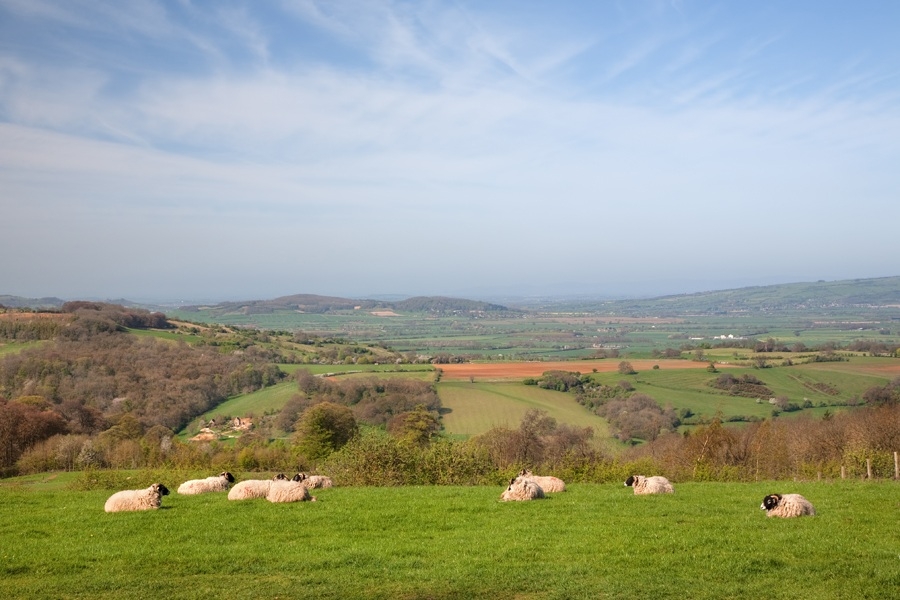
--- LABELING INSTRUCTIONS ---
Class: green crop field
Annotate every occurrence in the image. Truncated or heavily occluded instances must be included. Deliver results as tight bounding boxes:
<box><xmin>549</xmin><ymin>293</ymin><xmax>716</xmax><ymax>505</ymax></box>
<box><xmin>1</xmin><ymin>475</ymin><xmax>897</xmax><ymax>599</ymax></box>
<box><xmin>437</xmin><ymin>381</ymin><xmax>612</xmax><ymax>441</ymax></box>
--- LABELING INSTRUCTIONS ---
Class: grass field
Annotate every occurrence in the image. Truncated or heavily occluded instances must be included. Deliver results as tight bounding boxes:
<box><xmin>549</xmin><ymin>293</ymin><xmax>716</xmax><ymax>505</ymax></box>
<box><xmin>0</xmin><ymin>340</ymin><xmax>46</xmax><ymax>356</ymax></box>
<box><xmin>1</xmin><ymin>474</ymin><xmax>897</xmax><ymax>599</ymax></box>
<box><xmin>436</xmin><ymin>381</ymin><xmax>612</xmax><ymax>442</ymax></box>
<box><xmin>587</xmin><ymin>359</ymin><xmax>894</xmax><ymax>420</ymax></box>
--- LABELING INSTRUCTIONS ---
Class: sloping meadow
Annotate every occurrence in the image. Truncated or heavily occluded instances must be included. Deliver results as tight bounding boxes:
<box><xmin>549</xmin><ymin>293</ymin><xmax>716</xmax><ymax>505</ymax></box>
<box><xmin>1</xmin><ymin>477</ymin><xmax>897</xmax><ymax>599</ymax></box>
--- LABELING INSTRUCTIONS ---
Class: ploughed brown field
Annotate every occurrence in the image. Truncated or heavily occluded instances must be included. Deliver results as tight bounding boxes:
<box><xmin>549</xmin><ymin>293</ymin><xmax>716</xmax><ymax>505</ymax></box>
<box><xmin>437</xmin><ymin>359</ymin><xmax>717</xmax><ymax>380</ymax></box>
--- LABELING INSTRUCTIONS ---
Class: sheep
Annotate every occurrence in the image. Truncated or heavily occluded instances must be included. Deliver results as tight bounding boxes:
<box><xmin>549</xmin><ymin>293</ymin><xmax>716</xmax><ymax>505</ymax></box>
<box><xmin>266</xmin><ymin>479</ymin><xmax>317</xmax><ymax>503</ymax></box>
<box><xmin>177</xmin><ymin>471</ymin><xmax>235</xmax><ymax>495</ymax></box>
<box><xmin>518</xmin><ymin>469</ymin><xmax>566</xmax><ymax>493</ymax></box>
<box><xmin>624</xmin><ymin>475</ymin><xmax>674</xmax><ymax>495</ymax></box>
<box><xmin>288</xmin><ymin>472</ymin><xmax>334</xmax><ymax>489</ymax></box>
<box><xmin>227</xmin><ymin>473</ymin><xmax>288</xmax><ymax>501</ymax></box>
<box><xmin>500</xmin><ymin>477</ymin><xmax>545</xmax><ymax>501</ymax></box>
<box><xmin>760</xmin><ymin>493</ymin><xmax>816</xmax><ymax>518</ymax></box>
<box><xmin>104</xmin><ymin>483</ymin><xmax>170</xmax><ymax>513</ymax></box>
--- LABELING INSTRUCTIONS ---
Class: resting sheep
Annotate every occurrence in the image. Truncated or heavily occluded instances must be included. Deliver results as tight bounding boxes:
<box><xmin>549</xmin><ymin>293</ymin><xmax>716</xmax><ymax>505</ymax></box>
<box><xmin>227</xmin><ymin>474</ymin><xmax>288</xmax><ymax>501</ymax></box>
<box><xmin>500</xmin><ymin>477</ymin><xmax>545</xmax><ymax>501</ymax></box>
<box><xmin>177</xmin><ymin>471</ymin><xmax>235</xmax><ymax>495</ymax></box>
<box><xmin>624</xmin><ymin>475</ymin><xmax>674</xmax><ymax>495</ymax></box>
<box><xmin>518</xmin><ymin>469</ymin><xmax>566</xmax><ymax>493</ymax></box>
<box><xmin>104</xmin><ymin>483</ymin><xmax>169</xmax><ymax>513</ymax></box>
<box><xmin>293</xmin><ymin>472</ymin><xmax>333</xmax><ymax>489</ymax></box>
<box><xmin>267</xmin><ymin>479</ymin><xmax>317</xmax><ymax>503</ymax></box>
<box><xmin>761</xmin><ymin>493</ymin><xmax>816</xmax><ymax>518</ymax></box>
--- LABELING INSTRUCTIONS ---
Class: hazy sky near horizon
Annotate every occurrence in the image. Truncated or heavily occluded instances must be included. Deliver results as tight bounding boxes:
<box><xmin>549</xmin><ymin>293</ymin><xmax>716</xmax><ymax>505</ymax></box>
<box><xmin>1</xmin><ymin>1</ymin><xmax>898</xmax><ymax>302</ymax></box>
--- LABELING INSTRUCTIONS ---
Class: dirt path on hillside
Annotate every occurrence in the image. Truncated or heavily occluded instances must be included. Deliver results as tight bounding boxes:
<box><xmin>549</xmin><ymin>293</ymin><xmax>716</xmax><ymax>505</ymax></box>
<box><xmin>437</xmin><ymin>359</ymin><xmax>718</xmax><ymax>380</ymax></box>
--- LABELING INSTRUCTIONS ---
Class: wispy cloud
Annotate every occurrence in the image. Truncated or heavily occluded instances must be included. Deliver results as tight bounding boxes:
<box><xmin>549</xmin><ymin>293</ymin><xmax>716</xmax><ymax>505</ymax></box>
<box><xmin>1</xmin><ymin>0</ymin><xmax>899</xmax><ymax>299</ymax></box>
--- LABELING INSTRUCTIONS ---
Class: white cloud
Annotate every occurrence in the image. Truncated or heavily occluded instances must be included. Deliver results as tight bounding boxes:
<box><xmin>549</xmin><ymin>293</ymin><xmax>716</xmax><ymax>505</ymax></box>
<box><xmin>1</xmin><ymin>0</ymin><xmax>899</xmax><ymax>300</ymax></box>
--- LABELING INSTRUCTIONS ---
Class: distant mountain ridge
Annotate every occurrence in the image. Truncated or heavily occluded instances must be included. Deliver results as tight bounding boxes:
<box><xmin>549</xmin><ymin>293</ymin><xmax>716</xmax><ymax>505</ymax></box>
<box><xmin>176</xmin><ymin>294</ymin><xmax>517</xmax><ymax>316</ymax></box>
<box><xmin>2</xmin><ymin>276</ymin><xmax>898</xmax><ymax>315</ymax></box>
<box><xmin>592</xmin><ymin>276</ymin><xmax>900</xmax><ymax>316</ymax></box>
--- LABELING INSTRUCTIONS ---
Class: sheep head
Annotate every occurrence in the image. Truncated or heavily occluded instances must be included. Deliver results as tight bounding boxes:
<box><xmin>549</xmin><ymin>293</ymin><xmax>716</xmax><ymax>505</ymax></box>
<box><xmin>761</xmin><ymin>494</ymin><xmax>782</xmax><ymax>511</ymax></box>
<box><xmin>153</xmin><ymin>483</ymin><xmax>170</xmax><ymax>496</ymax></box>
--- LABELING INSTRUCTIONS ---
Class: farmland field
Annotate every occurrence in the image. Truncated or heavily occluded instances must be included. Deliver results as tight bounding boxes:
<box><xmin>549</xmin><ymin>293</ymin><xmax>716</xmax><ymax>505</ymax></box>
<box><xmin>436</xmin><ymin>381</ymin><xmax>613</xmax><ymax>442</ymax></box>
<box><xmin>176</xmin><ymin>355</ymin><xmax>899</xmax><ymax>441</ymax></box>
<box><xmin>1</xmin><ymin>475</ymin><xmax>897</xmax><ymax>599</ymax></box>
<box><xmin>437</xmin><ymin>359</ymin><xmax>723</xmax><ymax>381</ymax></box>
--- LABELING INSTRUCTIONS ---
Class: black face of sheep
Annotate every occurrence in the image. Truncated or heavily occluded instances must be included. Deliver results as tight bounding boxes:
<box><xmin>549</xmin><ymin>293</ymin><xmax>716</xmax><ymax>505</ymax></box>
<box><xmin>221</xmin><ymin>472</ymin><xmax>235</xmax><ymax>483</ymax></box>
<box><xmin>274</xmin><ymin>473</ymin><xmax>287</xmax><ymax>480</ymax></box>
<box><xmin>624</xmin><ymin>476</ymin><xmax>636</xmax><ymax>487</ymax></box>
<box><xmin>292</xmin><ymin>473</ymin><xmax>307</xmax><ymax>482</ymax></box>
<box><xmin>761</xmin><ymin>494</ymin><xmax>782</xmax><ymax>511</ymax></box>
<box><xmin>156</xmin><ymin>483</ymin><xmax>170</xmax><ymax>496</ymax></box>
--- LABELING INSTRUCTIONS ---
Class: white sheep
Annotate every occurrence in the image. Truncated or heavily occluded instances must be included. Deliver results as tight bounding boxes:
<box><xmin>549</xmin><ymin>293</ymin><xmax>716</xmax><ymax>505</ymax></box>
<box><xmin>760</xmin><ymin>493</ymin><xmax>816</xmax><ymax>518</ymax></box>
<box><xmin>227</xmin><ymin>474</ymin><xmax>288</xmax><ymax>501</ymax></box>
<box><xmin>266</xmin><ymin>479</ymin><xmax>317</xmax><ymax>503</ymax></box>
<box><xmin>624</xmin><ymin>475</ymin><xmax>674</xmax><ymax>495</ymax></box>
<box><xmin>293</xmin><ymin>472</ymin><xmax>334</xmax><ymax>489</ymax></box>
<box><xmin>177</xmin><ymin>471</ymin><xmax>235</xmax><ymax>495</ymax></box>
<box><xmin>500</xmin><ymin>477</ymin><xmax>545</xmax><ymax>501</ymax></box>
<box><xmin>104</xmin><ymin>483</ymin><xmax>170</xmax><ymax>513</ymax></box>
<box><xmin>518</xmin><ymin>469</ymin><xmax>566</xmax><ymax>493</ymax></box>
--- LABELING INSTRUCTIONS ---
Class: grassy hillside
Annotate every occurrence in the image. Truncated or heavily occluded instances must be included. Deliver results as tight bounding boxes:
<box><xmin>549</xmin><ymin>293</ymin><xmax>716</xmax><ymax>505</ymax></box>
<box><xmin>1</xmin><ymin>478</ymin><xmax>897</xmax><ymax>599</ymax></box>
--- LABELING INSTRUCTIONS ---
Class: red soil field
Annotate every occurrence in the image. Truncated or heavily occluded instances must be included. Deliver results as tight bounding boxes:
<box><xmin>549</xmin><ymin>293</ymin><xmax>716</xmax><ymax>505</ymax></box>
<box><xmin>437</xmin><ymin>359</ymin><xmax>716</xmax><ymax>380</ymax></box>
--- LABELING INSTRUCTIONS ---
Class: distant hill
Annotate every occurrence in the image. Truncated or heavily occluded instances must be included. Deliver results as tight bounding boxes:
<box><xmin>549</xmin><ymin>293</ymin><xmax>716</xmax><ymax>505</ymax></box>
<box><xmin>173</xmin><ymin>294</ymin><xmax>517</xmax><ymax>316</ymax></box>
<box><xmin>0</xmin><ymin>295</ymin><xmax>66</xmax><ymax>309</ymax></box>
<box><xmin>393</xmin><ymin>296</ymin><xmax>511</xmax><ymax>313</ymax></box>
<box><xmin>3</xmin><ymin>276</ymin><xmax>898</xmax><ymax>316</ymax></box>
<box><xmin>575</xmin><ymin>276</ymin><xmax>900</xmax><ymax>316</ymax></box>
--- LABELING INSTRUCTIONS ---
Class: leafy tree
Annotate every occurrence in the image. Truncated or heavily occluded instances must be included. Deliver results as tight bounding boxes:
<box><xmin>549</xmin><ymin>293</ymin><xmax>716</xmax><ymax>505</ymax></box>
<box><xmin>517</xmin><ymin>409</ymin><xmax>556</xmax><ymax>464</ymax></box>
<box><xmin>293</xmin><ymin>402</ymin><xmax>359</xmax><ymax>460</ymax></box>
<box><xmin>862</xmin><ymin>377</ymin><xmax>900</xmax><ymax>407</ymax></box>
<box><xmin>618</xmin><ymin>361</ymin><xmax>636</xmax><ymax>375</ymax></box>
<box><xmin>387</xmin><ymin>404</ymin><xmax>440</xmax><ymax>446</ymax></box>
<box><xmin>0</xmin><ymin>399</ymin><xmax>67</xmax><ymax>472</ymax></box>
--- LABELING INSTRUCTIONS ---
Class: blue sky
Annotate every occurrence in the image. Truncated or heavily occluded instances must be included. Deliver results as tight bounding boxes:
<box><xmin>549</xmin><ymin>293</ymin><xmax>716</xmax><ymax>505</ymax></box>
<box><xmin>1</xmin><ymin>1</ymin><xmax>898</xmax><ymax>303</ymax></box>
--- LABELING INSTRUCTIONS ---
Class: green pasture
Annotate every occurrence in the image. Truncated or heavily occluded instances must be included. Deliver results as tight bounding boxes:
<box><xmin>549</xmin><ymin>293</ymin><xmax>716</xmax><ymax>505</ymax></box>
<box><xmin>586</xmin><ymin>359</ymin><xmax>893</xmax><ymax>421</ymax></box>
<box><xmin>1</xmin><ymin>477</ymin><xmax>897</xmax><ymax>599</ymax></box>
<box><xmin>180</xmin><ymin>365</ymin><xmax>438</xmax><ymax>437</ymax></box>
<box><xmin>126</xmin><ymin>327</ymin><xmax>203</xmax><ymax>344</ymax></box>
<box><xmin>0</xmin><ymin>340</ymin><xmax>46</xmax><ymax>356</ymax></box>
<box><xmin>436</xmin><ymin>381</ymin><xmax>612</xmax><ymax>442</ymax></box>
<box><xmin>292</xmin><ymin>363</ymin><xmax>435</xmax><ymax>377</ymax></box>
<box><xmin>192</xmin><ymin>381</ymin><xmax>299</xmax><ymax>424</ymax></box>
